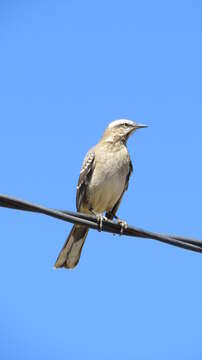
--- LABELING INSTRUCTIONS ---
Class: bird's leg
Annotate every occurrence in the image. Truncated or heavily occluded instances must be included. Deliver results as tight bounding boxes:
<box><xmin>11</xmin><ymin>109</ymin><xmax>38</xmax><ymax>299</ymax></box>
<box><xmin>113</xmin><ymin>214</ymin><xmax>128</xmax><ymax>235</ymax></box>
<box><xmin>106</xmin><ymin>212</ymin><xmax>128</xmax><ymax>235</ymax></box>
<box><xmin>89</xmin><ymin>208</ymin><xmax>107</xmax><ymax>232</ymax></box>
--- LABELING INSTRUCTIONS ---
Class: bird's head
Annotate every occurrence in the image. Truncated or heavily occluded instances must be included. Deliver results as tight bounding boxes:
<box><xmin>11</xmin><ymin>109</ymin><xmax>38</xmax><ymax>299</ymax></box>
<box><xmin>102</xmin><ymin>119</ymin><xmax>148</xmax><ymax>143</ymax></box>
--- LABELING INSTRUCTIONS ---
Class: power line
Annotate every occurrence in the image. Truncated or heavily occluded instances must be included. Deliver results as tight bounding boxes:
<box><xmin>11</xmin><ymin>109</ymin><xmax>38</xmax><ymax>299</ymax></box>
<box><xmin>0</xmin><ymin>194</ymin><xmax>202</xmax><ymax>253</ymax></box>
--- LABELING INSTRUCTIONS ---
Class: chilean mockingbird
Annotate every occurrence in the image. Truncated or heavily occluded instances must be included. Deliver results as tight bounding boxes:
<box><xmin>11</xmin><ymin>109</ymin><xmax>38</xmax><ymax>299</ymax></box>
<box><xmin>54</xmin><ymin>119</ymin><xmax>147</xmax><ymax>269</ymax></box>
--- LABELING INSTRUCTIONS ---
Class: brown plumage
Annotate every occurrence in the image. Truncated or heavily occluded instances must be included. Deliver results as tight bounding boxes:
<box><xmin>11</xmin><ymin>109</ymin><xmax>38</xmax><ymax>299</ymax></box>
<box><xmin>54</xmin><ymin>119</ymin><xmax>147</xmax><ymax>269</ymax></box>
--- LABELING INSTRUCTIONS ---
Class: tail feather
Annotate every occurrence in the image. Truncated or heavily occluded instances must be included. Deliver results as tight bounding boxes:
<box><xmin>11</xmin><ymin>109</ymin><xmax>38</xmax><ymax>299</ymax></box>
<box><xmin>54</xmin><ymin>225</ymin><xmax>89</xmax><ymax>269</ymax></box>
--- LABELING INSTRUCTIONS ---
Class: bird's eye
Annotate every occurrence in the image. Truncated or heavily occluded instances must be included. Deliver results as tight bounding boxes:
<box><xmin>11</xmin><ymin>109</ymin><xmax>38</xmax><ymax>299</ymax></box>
<box><xmin>123</xmin><ymin>123</ymin><xmax>128</xmax><ymax>128</ymax></box>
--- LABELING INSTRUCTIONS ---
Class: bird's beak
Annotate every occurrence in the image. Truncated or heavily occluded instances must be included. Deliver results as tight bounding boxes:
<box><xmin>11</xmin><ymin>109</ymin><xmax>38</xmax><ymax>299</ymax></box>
<box><xmin>135</xmin><ymin>123</ymin><xmax>148</xmax><ymax>129</ymax></box>
<box><xmin>128</xmin><ymin>123</ymin><xmax>148</xmax><ymax>135</ymax></box>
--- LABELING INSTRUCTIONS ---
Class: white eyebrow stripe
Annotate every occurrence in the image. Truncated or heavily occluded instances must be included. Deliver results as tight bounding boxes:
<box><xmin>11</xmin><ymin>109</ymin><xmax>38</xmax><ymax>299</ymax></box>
<box><xmin>108</xmin><ymin>119</ymin><xmax>134</xmax><ymax>128</ymax></box>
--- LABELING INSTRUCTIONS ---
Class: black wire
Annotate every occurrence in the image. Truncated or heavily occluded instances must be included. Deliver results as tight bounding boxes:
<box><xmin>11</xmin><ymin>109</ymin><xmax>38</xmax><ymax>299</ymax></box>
<box><xmin>0</xmin><ymin>194</ymin><xmax>202</xmax><ymax>253</ymax></box>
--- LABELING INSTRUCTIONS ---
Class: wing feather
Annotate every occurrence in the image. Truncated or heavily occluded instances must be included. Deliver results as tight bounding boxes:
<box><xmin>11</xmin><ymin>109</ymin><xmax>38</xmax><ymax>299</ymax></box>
<box><xmin>76</xmin><ymin>150</ymin><xmax>95</xmax><ymax>211</ymax></box>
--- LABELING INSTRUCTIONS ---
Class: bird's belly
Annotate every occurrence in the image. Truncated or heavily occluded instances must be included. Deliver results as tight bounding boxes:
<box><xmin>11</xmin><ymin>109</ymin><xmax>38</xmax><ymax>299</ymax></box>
<box><xmin>87</xmin><ymin>164</ymin><xmax>128</xmax><ymax>213</ymax></box>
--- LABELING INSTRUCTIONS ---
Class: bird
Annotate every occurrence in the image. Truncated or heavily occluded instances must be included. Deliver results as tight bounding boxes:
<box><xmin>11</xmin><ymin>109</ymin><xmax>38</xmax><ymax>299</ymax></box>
<box><xmin>54</xmin><ymin>119</ymin><xmax>148</xmax><ymax>269</ymax></box>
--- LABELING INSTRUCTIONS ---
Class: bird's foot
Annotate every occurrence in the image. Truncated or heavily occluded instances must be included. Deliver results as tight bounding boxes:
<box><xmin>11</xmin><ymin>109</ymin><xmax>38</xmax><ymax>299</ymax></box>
<box><xmin>114</xmin><ymin>216</ymin><xmax>128</xmax><ymax>235</ymax></box>
<box><xmin>118</xmin><ymin>219</ymin><xmax>128</xmax><ymax>234</ymax></box>
<box><xmin>90</xmin><ymin>209</ymin><xmax>107</xmax><ymax>232</ymax></box>
<box><xmin>96</xmin><ymin>214</ymin><xmax>108</xmax><ymax>232</ymax></box>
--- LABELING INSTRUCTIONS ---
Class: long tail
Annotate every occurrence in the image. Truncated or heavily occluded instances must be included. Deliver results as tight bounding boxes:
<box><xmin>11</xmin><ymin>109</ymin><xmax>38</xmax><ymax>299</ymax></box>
<box><xmin>54</xmin><ymin>225</ymin><xmax>89</xmax><ymax>269</ymax></box>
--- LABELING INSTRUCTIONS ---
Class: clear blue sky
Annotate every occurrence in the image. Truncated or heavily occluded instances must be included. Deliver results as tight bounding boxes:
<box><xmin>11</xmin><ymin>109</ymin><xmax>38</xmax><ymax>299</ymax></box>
<box><xmin>0</xmin><ymin>1</ymin><xmax>202</xmax><ymax>359</ymax></box>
